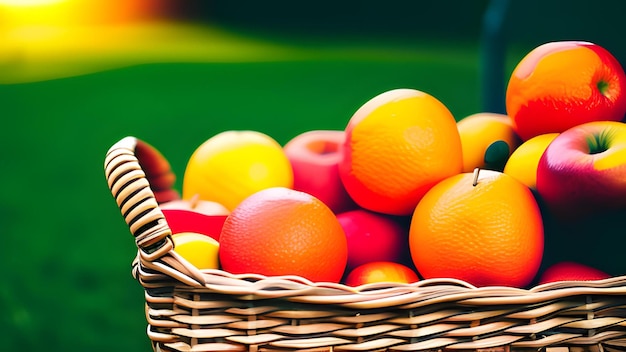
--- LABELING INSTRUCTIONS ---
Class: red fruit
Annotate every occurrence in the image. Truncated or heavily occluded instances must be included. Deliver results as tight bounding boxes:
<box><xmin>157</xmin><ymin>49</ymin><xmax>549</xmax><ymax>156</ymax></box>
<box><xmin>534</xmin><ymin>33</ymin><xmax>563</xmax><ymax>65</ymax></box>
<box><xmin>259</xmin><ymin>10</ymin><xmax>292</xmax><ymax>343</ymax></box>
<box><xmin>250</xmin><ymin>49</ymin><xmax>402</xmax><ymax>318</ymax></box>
<box><xmin>536</xmin><ymin>121</ymin><xmax>626</xmax><ymax>220</ymax></box>
<box><xmin>506</xmin><ymin>41</ymin><xmax>626</xmax><ymax>141</ymax></box>
<box><xmin>337</xmin><ymin>209</ymin><xmax>409</xmax><ymax>271</ymax></box>
<box><xmin>283</xmin><ymin>130</ymin><xmax>357</xmax><ymax>213</ymax></box>
<box><xmin>161</xmin><ymin>198</ymin><xmax>230</xmax><ymax>240</ymax></box>
<box><xmin>539</xmin><ymin>262</ymin><xmax>611</xmax><ymax>284</ymax></box>
<box><xmin>345</xmin><ymin>261</ymin><xmax>419</xmax><ymax>286</ymax></box>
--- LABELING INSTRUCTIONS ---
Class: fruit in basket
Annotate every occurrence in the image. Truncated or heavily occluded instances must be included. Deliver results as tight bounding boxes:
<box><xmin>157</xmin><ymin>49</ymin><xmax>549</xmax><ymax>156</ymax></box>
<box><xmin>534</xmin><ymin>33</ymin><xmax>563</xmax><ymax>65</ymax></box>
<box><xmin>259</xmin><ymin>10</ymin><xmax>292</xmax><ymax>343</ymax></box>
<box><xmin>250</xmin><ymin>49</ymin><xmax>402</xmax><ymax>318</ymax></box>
<box><xmin>161</xmin><ymin>196</ymin><xmax>230</xmax><ymax>240</ymax></box>
<box><xmin>536</xmin><ymin>121</ymin><xmax>626</xmax><ymax>219</ymax></box>
<box><xmin>218</xmin><ymin>187</ymin><xmax>348</xmax><ymax>282</ymax></box>
<box><xmin>337</xmin><ymin>209</ymin><xmax>409</xmax><ymax>271</ymax></box>
<box><xmin>172</xmin><ymin>232</ymin><xmax>220</xmax><ymax>270</ymax></box>
<box><xmin>339</xmin><ymin>88</ymin><xmax>463</xmax><ymax>216</ymax></box>
<box><xmin>182</xmin><ymin>130</ymin><xmax>293</xmax><ymax>211</ymax></box>
<box><xmin>283</xmin><ymin>129</ymin><xmax>357</xmax><ymax>214</ymax></box>
<box><xmin>344</xmin><ymin>261</ymin><xmax>419</xmax><ymax>286</ymax></box>
<box><xmin>506</xmin><ymin>41</ymin><xmax>626</xmax><ymax>141</ymax></box>
<box><xmin>409</xmin><ymin>169</ymin><xmax>544</xmax><ymax>288</ymax></box>
<box><xmin>457</xmin><ymin>112</ymin><xmax>521</xmax><ymax>172</ymax></box>
<box><xmin>538</xmin><ymin>262</ymin><xmax>611</xmax><ymax>284</ymax></box>
<box><xmin>503</xmin><ymin>133</ymin><xmax>558</xmax><ymax>190</ymax></box>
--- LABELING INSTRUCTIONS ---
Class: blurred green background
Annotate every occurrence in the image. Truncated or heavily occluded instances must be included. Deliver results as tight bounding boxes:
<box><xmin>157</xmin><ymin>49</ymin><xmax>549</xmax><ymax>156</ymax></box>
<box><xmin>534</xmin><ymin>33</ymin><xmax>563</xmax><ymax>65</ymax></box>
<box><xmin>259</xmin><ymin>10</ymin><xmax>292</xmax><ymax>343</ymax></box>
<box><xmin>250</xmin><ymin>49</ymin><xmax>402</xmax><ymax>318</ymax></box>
<box><xmin>1</xmin><ymin>0</ymin><xmax>626</xmax><ymax>351</ymax></box>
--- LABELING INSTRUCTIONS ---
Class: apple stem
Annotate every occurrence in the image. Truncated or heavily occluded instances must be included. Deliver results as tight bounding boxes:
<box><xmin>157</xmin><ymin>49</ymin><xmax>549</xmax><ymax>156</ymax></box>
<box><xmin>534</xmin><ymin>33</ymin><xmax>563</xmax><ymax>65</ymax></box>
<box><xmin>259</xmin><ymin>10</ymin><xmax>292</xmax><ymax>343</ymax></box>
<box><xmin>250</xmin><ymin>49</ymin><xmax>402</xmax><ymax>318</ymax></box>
<box><xmin>190</xmin><ymin>193</ymin><xmax>200</xmax><ymax>209</ymax></box>
<box><xmin>473</xmin><ymin>168</ymin><xmax>480</xmax><ymax>187</ymax></box>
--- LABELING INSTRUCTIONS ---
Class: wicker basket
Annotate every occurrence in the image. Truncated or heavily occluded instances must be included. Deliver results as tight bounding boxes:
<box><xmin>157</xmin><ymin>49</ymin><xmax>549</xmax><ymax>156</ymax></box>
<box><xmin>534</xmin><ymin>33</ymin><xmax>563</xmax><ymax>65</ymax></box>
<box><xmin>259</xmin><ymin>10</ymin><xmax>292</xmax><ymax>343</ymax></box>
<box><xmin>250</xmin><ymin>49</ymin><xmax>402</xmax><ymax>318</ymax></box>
<box><xmin>104</xmin><ymin>136</ymin><xmax>626</xmax><ymax>352</ymax></box>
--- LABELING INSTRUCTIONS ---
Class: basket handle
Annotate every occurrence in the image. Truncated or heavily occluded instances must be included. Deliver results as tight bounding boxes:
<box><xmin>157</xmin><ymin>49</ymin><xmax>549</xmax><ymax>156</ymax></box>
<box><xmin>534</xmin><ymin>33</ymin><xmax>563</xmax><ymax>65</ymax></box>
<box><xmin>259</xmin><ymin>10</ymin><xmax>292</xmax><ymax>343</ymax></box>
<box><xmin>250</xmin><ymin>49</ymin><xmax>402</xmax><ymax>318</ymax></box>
<box><xmin>104</xmin><ymin>136</ymin><xmax>180</xmax><ymax>261</ymax></box>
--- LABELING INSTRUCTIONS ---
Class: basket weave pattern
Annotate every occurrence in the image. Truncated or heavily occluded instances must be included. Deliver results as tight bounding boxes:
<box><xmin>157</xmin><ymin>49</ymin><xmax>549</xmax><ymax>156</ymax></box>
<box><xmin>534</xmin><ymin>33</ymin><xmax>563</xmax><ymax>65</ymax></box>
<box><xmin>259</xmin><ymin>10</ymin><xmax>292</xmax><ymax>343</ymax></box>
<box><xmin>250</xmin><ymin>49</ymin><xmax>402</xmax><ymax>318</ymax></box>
<box><xmin>105</xmin><ymin>136</ymin><xmax>626</xmax><ymax>352</ymax></box>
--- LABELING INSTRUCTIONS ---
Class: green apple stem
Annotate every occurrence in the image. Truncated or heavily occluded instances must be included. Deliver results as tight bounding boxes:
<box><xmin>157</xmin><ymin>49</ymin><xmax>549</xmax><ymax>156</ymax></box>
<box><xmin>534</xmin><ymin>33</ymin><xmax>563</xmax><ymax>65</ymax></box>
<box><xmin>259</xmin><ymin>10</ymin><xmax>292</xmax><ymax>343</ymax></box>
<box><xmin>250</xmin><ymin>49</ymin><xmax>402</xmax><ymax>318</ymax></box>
<box><xmin>586</xmin><ymin>129</ymin><xmax>613</xmax><ymax>155</ymax></box>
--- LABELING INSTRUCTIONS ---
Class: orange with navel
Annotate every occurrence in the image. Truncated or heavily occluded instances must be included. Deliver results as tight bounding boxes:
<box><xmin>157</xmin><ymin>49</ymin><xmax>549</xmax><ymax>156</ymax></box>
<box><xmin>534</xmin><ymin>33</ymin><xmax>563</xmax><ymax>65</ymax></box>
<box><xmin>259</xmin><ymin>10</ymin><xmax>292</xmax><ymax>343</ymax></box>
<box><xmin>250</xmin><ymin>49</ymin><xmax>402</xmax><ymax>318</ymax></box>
<box><xmin>218</xmin><ymin>187</ymin><xmax>348</xmax><ymax>283</ymax></box>
<box><xmin>339</xmin><ymin>88</ymin><xmax>463</xmax><ymax>216</ymax></box>
<box><xmin>409</xmin><ymin>169</ymin><xmax>544</xmax><ymax>288</ymax></box>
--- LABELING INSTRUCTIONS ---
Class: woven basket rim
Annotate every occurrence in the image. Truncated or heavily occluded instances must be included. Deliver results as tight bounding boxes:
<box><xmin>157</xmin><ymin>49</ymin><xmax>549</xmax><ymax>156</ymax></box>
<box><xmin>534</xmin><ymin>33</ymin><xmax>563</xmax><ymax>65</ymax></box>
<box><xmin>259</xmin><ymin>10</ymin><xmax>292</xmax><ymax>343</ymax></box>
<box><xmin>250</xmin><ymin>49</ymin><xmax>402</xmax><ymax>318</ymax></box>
<box><xmin>141</xmin><ymin>253</ymin><xmax>626</xmax><ymax>304</ymax></box>
<box><xmin>107</xmin><ymin>135</ymin><xmax>626</xmax><ymax>300</ymax></box>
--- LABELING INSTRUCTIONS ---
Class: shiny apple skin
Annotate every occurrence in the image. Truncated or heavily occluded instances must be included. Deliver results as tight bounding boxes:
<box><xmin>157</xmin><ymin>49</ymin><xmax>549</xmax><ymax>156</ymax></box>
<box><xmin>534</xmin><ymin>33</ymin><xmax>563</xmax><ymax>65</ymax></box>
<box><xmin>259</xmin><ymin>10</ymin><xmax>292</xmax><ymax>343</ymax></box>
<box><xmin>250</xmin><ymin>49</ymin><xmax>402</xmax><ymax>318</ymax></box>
<box><xmin>507</xmin><ymin>41</ymin><xmax>626</xmax><ymax>141</ymax></box>
<box><xmin>536</xmin><ymin>121</ymin><xmax>626</xmax><ymax>219</ymax></box>
<box><xmin>284</xmin><ymin>130</ymin><xmax>357</xmax><ymax>214</ymax></box>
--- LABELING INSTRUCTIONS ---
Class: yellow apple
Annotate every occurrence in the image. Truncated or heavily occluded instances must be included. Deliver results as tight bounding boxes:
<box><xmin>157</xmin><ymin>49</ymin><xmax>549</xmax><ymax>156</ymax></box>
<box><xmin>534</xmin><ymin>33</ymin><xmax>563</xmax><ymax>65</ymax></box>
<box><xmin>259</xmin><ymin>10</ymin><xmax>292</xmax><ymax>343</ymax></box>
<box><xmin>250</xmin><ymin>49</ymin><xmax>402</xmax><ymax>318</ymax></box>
<box><xmin>171</xmin><ymin>232</ymin><xmax>220</xmax><ymax>270</ymax></box>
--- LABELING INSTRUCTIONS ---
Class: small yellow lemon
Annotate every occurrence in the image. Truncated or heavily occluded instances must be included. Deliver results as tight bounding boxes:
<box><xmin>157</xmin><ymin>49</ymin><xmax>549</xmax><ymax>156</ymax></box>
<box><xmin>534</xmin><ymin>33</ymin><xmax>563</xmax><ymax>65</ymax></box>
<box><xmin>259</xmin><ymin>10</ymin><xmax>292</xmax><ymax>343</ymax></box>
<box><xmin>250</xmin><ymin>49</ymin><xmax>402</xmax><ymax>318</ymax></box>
<box><xmin>457</xmin><ymin>112</ymin><xmax>521</xmax><ymax>172</ymax></box>
<box><xmin>172</xmin><ymin>232</ymin><xmax>220</xmax><ymax>270</ymax></box>
<box><xmin>503</xmin><ymin>133</ymin><xmax>559</xmax><ymax>189</ymax></box>
<box><xmin>182</xmin><ymin>130</ymin><xmax>293</xmax><ymax>211</ymax></box>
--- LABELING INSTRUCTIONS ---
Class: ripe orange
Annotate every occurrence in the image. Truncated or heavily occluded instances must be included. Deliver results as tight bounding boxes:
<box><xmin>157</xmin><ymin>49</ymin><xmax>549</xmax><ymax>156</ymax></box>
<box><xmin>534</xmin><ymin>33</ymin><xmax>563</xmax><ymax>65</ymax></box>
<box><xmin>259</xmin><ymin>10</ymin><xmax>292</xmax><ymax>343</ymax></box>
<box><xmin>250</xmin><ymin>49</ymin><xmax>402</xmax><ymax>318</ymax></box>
<box><xmin>344</xmin><ymin>261</ymin><xmax>419</xmax><ymax>287</ymax></box>
<box><xmin>538</xmin><ymin>262</ymin><xmax>610</xmax><ymax>284</ymax></box>
<box><xmin>409</xmin><ymin>169</ymin><xmax>544</xmax><ymax>288</ymax></box>
<box><xmin>218</xmin><ymin>187</ymin><xmax>348</xmax><ymax>283</ymax></box>
<box><xmin>182</xmin><ymin>130</ymin><xmax>293</xmax><ymax>211</ymax></box>
<box><xmin>339</xmin><ymin>88</ymin><xmax>463</xmax><ymax>216</ymax></box>
<box><xmin>506</xmin><ymin>41</ymin><xmax>626</xmax><ymax>141</ymax></box>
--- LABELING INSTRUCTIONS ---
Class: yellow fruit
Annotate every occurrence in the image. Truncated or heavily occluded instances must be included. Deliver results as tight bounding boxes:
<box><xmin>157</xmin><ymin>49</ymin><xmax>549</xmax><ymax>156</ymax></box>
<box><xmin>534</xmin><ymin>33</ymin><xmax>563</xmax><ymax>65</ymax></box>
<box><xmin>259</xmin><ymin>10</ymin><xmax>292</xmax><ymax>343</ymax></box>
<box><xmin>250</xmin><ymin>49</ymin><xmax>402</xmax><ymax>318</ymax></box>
<box><xmin>172</xmin><ymin>232</ymin><xmax>220</xmax><ymax>270</ymax></box>
<box><xmin>457</xmin><ymin>112</ymin><xmax>521</xmax><ymax>172</ymax></box>
<box><xmin>182</xmin><ymin>130</ymin><xmax>294</xmax><ymax>211</ymax></box>
<box><xmin>503</xmin><ymin>133</ymin><xmax>559</xmax><ymax>189</ymax></box>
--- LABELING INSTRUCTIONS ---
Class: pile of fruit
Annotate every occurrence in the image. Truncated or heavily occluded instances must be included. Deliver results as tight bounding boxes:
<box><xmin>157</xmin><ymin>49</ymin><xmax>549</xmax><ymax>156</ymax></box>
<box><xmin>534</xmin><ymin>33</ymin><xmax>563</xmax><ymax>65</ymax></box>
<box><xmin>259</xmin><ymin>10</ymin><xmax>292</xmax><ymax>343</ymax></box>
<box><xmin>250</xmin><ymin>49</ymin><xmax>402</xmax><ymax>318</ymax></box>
<box><xmin>160</xmin><ymin>40</ymin><xmax>626</xmax><ymax>289</ymax></box>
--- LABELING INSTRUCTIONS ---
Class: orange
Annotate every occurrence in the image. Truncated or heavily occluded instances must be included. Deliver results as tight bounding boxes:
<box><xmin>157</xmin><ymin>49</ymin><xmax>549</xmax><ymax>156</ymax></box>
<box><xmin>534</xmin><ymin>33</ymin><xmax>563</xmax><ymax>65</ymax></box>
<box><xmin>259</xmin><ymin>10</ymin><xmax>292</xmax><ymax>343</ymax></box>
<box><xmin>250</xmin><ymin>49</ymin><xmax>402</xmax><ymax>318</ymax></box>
<box><xmin>339</xmin><ymin>88</ymin><xmax>463</xmax><ymax>216</ymax></box>
<box><xmin>182</xmin><ymin>130</ymin><xmax>293</xmax><ymax>211</ymax></box>
<box><xmin>344</xmin><ymin>261</ymin><xmax>419</xmax><ymax>287</ymax></box>
<box><xmin>409</xmin><ymin>169</ymin><xmax>544</xmax><ymax>288</ymax></box>
<box><xmin>503</xmin><ymin>133</ymin><xmax>559</xmax><ymax>190</ymax></box>
<box><xmin>218</xmin><ymin>187</ymin><xmax>348</xmax><ymax>283</ymax></box>
<box><xmin>538</xmin><ymin>262</ymin><xmax>610</xmax><ymax>284</ymax></box>
<box><xmin>506</xmin><ymin>41</ymin><xmax>626</xmax><ymax>141</ymax></box>
<box><xmin>456</xmin><ymin>112</ymin><xmax>521</xmax><ymax>172</ymax></box>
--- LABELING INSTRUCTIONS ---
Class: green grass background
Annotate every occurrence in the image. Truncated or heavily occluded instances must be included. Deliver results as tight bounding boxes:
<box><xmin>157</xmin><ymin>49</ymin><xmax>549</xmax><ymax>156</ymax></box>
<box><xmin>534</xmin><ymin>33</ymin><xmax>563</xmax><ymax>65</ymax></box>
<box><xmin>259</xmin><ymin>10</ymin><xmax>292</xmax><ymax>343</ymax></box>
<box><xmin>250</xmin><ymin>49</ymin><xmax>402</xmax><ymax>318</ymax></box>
<box><xmin>0</xmin><ymin>33</ymin><xmax>501</xmax><ymax>351</ymax></box>
<box><xmin>1</xmin><ymin>12</ymin><xmax>624</xmax><ymax>350</ymax></box>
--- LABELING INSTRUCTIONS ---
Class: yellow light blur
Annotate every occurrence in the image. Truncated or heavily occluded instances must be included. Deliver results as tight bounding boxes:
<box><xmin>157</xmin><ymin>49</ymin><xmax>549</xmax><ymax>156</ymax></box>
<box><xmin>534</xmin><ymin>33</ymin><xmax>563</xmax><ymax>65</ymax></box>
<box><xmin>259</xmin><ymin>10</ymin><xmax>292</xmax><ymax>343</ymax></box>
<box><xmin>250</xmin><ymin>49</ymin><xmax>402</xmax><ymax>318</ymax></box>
<box><xmin>0</xmin><ymin>1</ymin><xmax>78</xmax><ymax>27</ymax></box>
<box><xmin>0</xmin><ymin>0</ymin><xmax>66</xmax><ymax>6</ymax></box>
<box><xmin>0</xmin><ymin>0</ymin><xmax>306</xmax><ymax>84</ymax></box>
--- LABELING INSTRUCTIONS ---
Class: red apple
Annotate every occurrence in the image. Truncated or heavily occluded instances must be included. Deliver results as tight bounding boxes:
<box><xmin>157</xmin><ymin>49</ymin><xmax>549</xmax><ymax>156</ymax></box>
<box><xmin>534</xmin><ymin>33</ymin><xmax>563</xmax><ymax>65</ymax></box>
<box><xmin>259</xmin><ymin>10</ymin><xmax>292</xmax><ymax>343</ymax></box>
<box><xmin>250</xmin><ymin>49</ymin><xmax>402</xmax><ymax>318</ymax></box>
<box><xmin>506</xmin><ymin>41</ymin><xmax>626</xmax><ymax>141</ymax></box>
<box><xmin>337</xmin><ymin>209</ymin><xmax>409</xmax><ymax>271</ymax></box>
<box><xmin>345</xmin><ymin>261</ymin><xmax>419</xmax><ymax>287</ymax></box>
<box><xmin>538</xmin><ymin>262</ymin><xmax>610</xmax><ymax>284</ymax></box>
<box><xmin>283</xmin><ymin>130</ymin><xmax>357</xmax><ymax>213</ymax></box>
<box><xmin>536</xmin><ymin>121</ymin><xmax>626</xmax><ymax>219</ymax></box>
<box><xmin>161</xmin><ymin>197</ymin><xmax>230</xmax><ymax>241</ymax></box>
